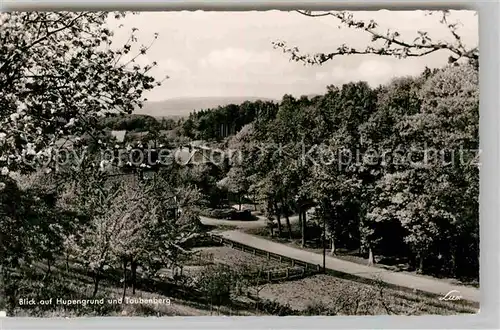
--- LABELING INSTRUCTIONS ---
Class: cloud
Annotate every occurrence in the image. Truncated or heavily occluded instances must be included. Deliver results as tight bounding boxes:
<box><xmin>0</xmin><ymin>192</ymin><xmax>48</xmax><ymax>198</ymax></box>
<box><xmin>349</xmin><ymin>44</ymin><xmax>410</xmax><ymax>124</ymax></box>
<box><xmin>110</xmin><ymin>11</ymin><xmax>478</xmax><ymax>101</ymax></box>
<box><xmin>315</xmin><ymin>56</ymin><xmax>434</xmax><ymax>87</ymax></box>
<box><xmin>158</xmin><ymin>58</ymin><xmax>190</xmax><ymax>75</ymax></box>
<box><xmin>199</xmin><ymin>48</ymin><xmax>273</xmax><ymax>70</ymax></box>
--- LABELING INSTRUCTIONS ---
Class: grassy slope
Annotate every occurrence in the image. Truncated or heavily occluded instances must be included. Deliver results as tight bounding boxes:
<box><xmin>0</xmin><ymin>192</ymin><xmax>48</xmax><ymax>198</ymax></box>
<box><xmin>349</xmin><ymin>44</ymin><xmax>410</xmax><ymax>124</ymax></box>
<box><xmin>12</xmin><ymin>239</ymin><xmax>477</xmax><ymax>317</ymax></box>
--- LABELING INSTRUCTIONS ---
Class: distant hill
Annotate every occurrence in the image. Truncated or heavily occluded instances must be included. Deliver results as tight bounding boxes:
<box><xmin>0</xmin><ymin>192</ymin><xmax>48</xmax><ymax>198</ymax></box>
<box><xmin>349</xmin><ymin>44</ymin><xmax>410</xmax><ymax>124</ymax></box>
<box><xmin>134</xmin><ymin>96</ymin><xmax>278</xmax><ymax>118</ymax></box>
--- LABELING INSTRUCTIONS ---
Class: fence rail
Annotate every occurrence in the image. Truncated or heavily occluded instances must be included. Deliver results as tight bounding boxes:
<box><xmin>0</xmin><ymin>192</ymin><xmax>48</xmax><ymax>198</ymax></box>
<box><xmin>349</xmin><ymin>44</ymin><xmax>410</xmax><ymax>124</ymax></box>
<box><xmin>209</xmin><ymin>233</ymin><xmax>323</xmax><ymax>279</ymax></box>
<box><xmin>248</xmin><ymin>266</ymin><xmax>313</xmax><ymax>283</ymax></box>
<box><xmin>209</xmin><ymin>233</ymin><xmax>480</xmax><ymax>308</ymax></box>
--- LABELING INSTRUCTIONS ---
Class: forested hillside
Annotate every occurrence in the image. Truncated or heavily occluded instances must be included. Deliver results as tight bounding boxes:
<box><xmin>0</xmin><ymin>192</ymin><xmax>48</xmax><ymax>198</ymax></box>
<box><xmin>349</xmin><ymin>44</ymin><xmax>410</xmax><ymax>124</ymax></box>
<box><xmin>184</xmin><ymin>64</ymin><xmax>479</xmax><ymax>280</ymax></box>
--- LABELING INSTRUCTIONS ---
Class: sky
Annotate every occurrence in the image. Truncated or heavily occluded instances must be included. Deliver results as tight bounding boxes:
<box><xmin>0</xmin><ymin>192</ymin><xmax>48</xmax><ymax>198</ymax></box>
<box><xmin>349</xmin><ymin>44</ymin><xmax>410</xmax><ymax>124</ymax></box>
<box><xmin>107</xmin><ymin>10</ymin><xmax>478</xmax><ymax>102</ymax></box>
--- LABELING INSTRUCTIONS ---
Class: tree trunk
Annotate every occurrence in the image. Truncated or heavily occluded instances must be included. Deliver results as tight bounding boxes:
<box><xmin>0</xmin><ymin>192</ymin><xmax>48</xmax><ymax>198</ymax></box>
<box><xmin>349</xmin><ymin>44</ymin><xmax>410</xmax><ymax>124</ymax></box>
<box><xmin>329</xmin><ymin>213</ymin><xmax>336</xmax><ymax>256</ymax></box>
<box><xmin>451</xmin><ymin>250</ymin><xmax>457</xmax><ymax>278</ymax></box>
<box><xmin>285</xmin><ymin>214</ymin><xmax>292</xmax><ymax>239</ymax></box>
<box><xmin>302</xmin><ymin>210</ymin><xmax>307</xmax><ymax>247</ymax></box>
<box><xmin>65</xmin><ymin>254</ymin><xmax>70</xmax><ymax>273</ymax></box>
<box><xmin>417</xmin><ymin>254</ymin><xmax>424</xmax><ymax>274</ymax></box>
<box><xmin>122</xmin><ymin>258</ymin><xmax>128</xmax><ymax>302</ymax></box>
<box><xmin>131</xmin><ymin>260</ymin><xmax>137</xmax><ymax>294</ymax></box>
<box><xmin>274</xmin><ymin>201</ymin><xmax>282</xmax><ymax>236</ymax></box>
<box><xmin>330</xmin><ymin>237</ymin><xmax>336</xmax><ymax>256</ymax></box>
<box><xmin>268</xmin><ymin>223</ymin><xmax>274</xmax><ymax>237</ymax></box>
<box><xmin>450</xmin><ymin>239</ymin><xmax>458</xmax><ymax>277</ymax></box>
<box><xmin>283</xmin><ymin>202</ymin><xmax>292</xmax><ymax>239</ymax></box>
<box><xmin>299</xmin><ymin>210</ymin><xmax>304</xmax><ymax>246</ymax></box>
<box><xmin>239</xmin><ymin>194</ymin><xmax>242</xmax><ymax>211</ymax></box>
<box><xmin>367</xmin><ymin>247</ymin><xmax>375</xmax><ymax>266</ymax></box>
<box><xmin>92</xmin><ymin>273</ymin><xmax>100</xmax><ymax>297</ymax></box>
<box><xmin>46</xmin><ymin>258</ymin><xmax>51</xmax><ymax>275</ymax></box>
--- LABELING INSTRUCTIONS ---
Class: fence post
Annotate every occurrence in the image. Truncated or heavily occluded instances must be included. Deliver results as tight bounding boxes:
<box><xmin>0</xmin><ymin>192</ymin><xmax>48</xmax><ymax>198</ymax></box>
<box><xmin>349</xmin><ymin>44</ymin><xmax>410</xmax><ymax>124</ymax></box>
<box><xmin>267</xmin><ymin>271</ymin><xmax>271</xmax><ymax>281</ymax></box>
<box><xmin>305</xmin><ymin>263</ymin><xmax>308</xmax><ymax>270</ymax></box>
<box><xmin>279</xmin><ymin>256</ymin><xmax>282</xmax><ymax>263</ymax></box>
<box><xmin>267</xmin><ymin>252</ymin><xmax>270</xmax><ymax>260</ymax></box>
<box><xmin>317</xmin><ymin>264</ymin><xmax>321</xmax><ymax>272</ymax></box>
<box><xmin>286</xmin><ymin>268</ymin><xmax>289</xmax><ymax>279</ymax></box>
<box><xmin>291</xmin><ymin>260</ymin><xmax>295</xmax><ymax>267</ymax></box>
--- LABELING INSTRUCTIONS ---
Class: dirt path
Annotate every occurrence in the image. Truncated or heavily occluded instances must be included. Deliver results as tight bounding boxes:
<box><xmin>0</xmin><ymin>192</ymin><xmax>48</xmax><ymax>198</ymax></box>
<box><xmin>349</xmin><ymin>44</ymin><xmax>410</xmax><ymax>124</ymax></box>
<box><xmin>218</xmin><ymin>230</ymin><xmax>480</xmax><ymax>303</ymax></box>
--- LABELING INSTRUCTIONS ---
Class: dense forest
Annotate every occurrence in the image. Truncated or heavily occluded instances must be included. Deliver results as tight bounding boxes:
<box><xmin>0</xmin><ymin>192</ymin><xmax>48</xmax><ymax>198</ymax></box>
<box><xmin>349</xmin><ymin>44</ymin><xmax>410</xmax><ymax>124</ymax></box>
<box><xmin>179</xmin><ymin>64</ymin><xmax>479</xmax><ymax>280</ymax></box>
<box><xmin>100</xmin><ymin>114</ymin><xmax>180</xmax><ymax>132</ymax></box>
<box><xmin>181</xmin><ymin>100</ymin><xmax>279</xmax><ymax>141</ymax></box>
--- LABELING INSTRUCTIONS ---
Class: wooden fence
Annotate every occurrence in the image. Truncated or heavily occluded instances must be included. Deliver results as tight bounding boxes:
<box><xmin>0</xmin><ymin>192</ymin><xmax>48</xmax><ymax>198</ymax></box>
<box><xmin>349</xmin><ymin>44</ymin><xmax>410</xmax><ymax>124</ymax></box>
<box><xmin>209</xmin><ymin>234</ymin><xmax>480</xmax><ymax>308</ymax></box>
<box><xmin>209</xmin><ymin>233</ymin><xmax>323</xmax><ymax>279</ymax></box>
<box><xmin>245</xmin><ymin>266</ymin><xmax>314</xmax><ymax>284</ymax></box>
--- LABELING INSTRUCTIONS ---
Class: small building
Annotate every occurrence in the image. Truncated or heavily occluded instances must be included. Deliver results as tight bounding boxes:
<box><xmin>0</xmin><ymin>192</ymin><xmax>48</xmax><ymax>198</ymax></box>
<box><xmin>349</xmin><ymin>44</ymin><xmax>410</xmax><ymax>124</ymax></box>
<box><xmin>110</xmin><ymin>130</ymin><xmax>127</xmax><ymax>143</ymax></box>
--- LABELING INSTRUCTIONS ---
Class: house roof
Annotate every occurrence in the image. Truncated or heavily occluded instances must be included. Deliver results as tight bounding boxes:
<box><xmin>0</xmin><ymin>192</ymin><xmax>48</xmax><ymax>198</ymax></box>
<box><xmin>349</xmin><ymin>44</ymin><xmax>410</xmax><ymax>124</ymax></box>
<box><xmin>111</xmin><ymin>130</ymin><xmax>127</xmax><ymax>142</ymax></box>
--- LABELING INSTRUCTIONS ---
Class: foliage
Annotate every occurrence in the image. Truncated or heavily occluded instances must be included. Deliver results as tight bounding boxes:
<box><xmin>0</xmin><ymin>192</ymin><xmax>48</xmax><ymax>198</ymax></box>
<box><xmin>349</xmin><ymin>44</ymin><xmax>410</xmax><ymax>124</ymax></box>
<box><xmin>0</xmin><ymin>11</ymin><xmax>165</xmax><ymax>173</ymax></box>
<box><xmin>199</xmin><ymin>207</ymin><xmax>254</xmax><ymax>221</ymax></box>
<box><xmin>273</xmin><ymin>10</ymin><xmax>478</xmax><ymax>67</ymax></box>
<box><xmin>182</xmin><ymin>100</ymin><xmax>278</xmax><ymax>141</ymax></box>
<box><xmin>218</xmin><ymin>63</ymin><xmax>478</xmax><ymax>279</ymax></box>
<box><xmin>195</xmin><ymin>264</ymin><xmax>236</xmax><ymax>308</ymax></box>
<box><xmin>99</xmin><ymin>114</ymin><xmax>162</xmax><ymax>132</ymax></box>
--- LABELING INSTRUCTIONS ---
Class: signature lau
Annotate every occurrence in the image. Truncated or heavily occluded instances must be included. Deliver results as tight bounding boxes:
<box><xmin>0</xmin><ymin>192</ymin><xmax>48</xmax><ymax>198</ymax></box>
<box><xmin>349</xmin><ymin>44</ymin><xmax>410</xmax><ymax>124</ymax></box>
<box><xmin>439</xmin><ymin>290</ymin><xmax>463</xmax><ymax>301</ymax></box>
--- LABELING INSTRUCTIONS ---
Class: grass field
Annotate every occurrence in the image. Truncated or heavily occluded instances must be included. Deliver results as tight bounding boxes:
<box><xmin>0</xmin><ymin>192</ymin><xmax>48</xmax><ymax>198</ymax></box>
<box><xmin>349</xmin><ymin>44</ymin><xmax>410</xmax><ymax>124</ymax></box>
<box><xmin>185</xmin><ymin>242</ymin><xmax>478</xmax><ymax>316</ymax></box>
<box><xmin>254</xmin><ymin>274</ymin><xmax>477</xmax><ymax>315</ymax></box>
<box><xmin>10</xmin><ymin>234</ymin><xmax>478</xmax><ymax>317</ymax></box>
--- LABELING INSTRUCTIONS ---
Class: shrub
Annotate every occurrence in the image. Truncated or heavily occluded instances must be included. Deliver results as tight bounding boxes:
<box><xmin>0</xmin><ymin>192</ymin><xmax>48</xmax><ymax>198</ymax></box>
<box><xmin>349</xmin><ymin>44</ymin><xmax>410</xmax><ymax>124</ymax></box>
<box><xmin>200</xmin><ymin>208</ymin><xmax>256</xmax><ymax>221</ymax></box>
<box><xmin>195</xmin><ymin>264</ymin><xmax>235</xmax><ymax>308</ymax></box>
<box><xmin>256</xmin><ymin>299</ymin><xmax>298</xmax><ymax>316</ymax></box>
<box><xmin>200</xmin><ymin>208</ymin><xmax>236</xmax><ymax>219</ymax></box>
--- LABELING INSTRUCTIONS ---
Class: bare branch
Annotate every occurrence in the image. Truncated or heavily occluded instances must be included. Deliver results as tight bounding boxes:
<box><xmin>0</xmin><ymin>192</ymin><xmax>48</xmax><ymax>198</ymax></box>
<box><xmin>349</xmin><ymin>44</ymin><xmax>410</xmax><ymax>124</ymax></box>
<box><xmin>277</xmin><ymin>10</ymin><xmax>478</xmax><ymax>65</ymax></box>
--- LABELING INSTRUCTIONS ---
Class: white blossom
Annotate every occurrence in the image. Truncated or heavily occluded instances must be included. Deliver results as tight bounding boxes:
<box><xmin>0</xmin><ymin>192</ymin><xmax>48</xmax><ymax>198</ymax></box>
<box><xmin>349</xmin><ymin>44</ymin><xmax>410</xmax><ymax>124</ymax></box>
<box><xmin>1</xmin><ymin>167</ymin><xmax>9</xmax><ymax>176</ymax></box>
<box><xmin>10</xmin><ymin>113</ymin><xmax>19</xmax><ymax>121</ymax></box>
<box><xmin>65</xmin><ymin>118</ymin><xmax>76</xmax><ymax>127</ymax></box>
<box><xmin>99</xmin><ymin>159</ymin><xmax>110</xmax><ymax>171</ymax></box>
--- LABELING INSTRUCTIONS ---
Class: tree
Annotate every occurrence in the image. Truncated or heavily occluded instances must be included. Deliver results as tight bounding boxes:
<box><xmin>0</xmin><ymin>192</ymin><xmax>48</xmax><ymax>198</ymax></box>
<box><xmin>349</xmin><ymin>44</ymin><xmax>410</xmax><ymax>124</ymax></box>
<box><xmin>196</xmin><ymin>264</ymin><xmax>236</xmax><ymax>314</ymax></box>
<box><xmin>358</xmin><ymin>75</ymin><xmax>425</xmax><ymax>264</ymax></box>
<box><xmin>273</xmin><ymin>10</ymin><xmax>478</xmax><ymax>68</ymax></box>
<box><xmin>217</xmin><ymin>166</ymin><xmax>249</xmax><ymax>210</ymax></box>
<box><xmin>66</xmin><ymin>171</ymin><xmax>132</xmax><ymax>297</ymax></box>
<box><xmin>365</xmin><ymin>63</ymin><xmax>478</xmax><ymax>275</ymax></box>
<box><xmin>401</xmin><ymin>63</ymin><xmax>478</xmax><ymax>276</ymax></box>
<box><xmin>108</xmin><ymin>177</ymin><xmax>151</xmax><ymax>300</ymax></box>
<box><xmin>139</xmin><ymin>173</ymin><xmax>203</xmax><ymax>281</ymax></box>
<box><xmin>0</xmin><ymin>177</ymin><xmax>40</xmax><ymax>313</ymax></box>
<box><xmin>0</xmin><ymin>11</ymin><xmax>165</xmax><ymax>174</ymax></box>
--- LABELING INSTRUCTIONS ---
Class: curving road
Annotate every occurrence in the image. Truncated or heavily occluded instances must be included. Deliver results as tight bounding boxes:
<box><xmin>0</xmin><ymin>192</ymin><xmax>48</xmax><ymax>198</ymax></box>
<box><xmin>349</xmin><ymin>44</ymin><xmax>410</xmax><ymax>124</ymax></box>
<box><xmin>199</xmin><ymin>213</ymin><xmax>479</xmax><ymax>304</ymax></box>
<box><xmin>219</xmin><ymin>230</ymin><xmax>480</xmax><ymax>303</ymax></box>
